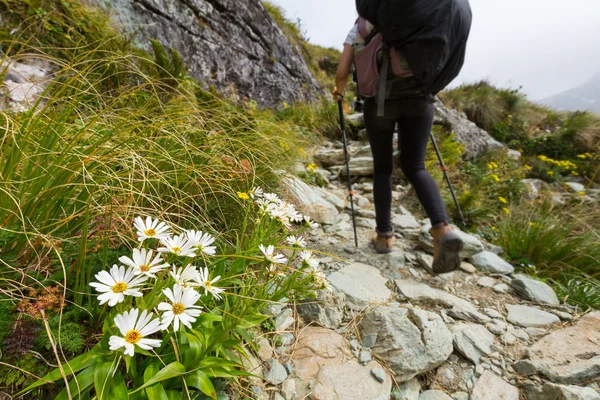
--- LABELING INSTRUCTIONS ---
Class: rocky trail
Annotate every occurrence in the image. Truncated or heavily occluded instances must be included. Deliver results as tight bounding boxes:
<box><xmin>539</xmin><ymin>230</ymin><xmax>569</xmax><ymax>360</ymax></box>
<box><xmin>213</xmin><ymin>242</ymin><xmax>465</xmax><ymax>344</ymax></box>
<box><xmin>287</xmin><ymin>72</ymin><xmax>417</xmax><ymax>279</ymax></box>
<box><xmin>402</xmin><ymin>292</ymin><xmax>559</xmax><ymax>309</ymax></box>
<box><xmin>243</xmin><ymin>115</ymin><xmax>600</xmax><ymax>400</ymax></box>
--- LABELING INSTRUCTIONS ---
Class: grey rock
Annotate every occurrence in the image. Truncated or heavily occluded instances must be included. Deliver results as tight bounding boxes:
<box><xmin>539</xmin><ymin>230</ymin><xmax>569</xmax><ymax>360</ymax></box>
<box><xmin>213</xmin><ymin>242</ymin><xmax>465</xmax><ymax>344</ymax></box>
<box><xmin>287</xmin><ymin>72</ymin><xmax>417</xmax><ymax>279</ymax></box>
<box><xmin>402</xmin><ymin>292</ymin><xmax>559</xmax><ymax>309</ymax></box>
<box><xmin>459</xmin><ymin>261</ymin><xmax>477</xmax><ymax>273</ymax></box>
<box><xmin>486</xmin><ymin>320</ymin><xmax>508</xmax><ymax>335</ymax></box>
<box><xmin>362</xmin><ymin>333</ymin><xmax>378</xmax><ymax>349</ymax></box>
<box><xmin>371</xmin><ymin>366</ymin><xmax>387</xmax><ymax>383</ymax></box>
<box><xmin>264</xmin><ymin>359</ymin><xmax>288</xmax><ymax>385</ymax></box>
<box><xmin>452</xmin><ymin>323</ymin><xmax>495</xmax><ymax>365</ymax></box>
<box><xmin>314</xmin><ymin>148</ymin><xmax>346</xmax><ymax>167</ymax></box>
<box><xmin>276</xmin><ymin>332</ymin><xmax>295</xmax><ymax>346</ymax></box>
<box><xmin>328</xmin><ymin>263</ymin><xmax>392</xmax><ymax>310</ymax></box>
<box><xmin>297</xmin><ymin>289</ymin><xmax>345</xmax><ymax>329</ymax></box>
<box><xmin>471</xmin><ymin>371</ymin><xmax>519</xmax><ymax>400</ymax></box>
<box><xmin>500</xmin><ymin>332</ymin><xmax>517</xmax><ymax>345</ymax></box>
<box><xmin>553</xmin><ymin>310</ymin><xmax>573</xmax><ymax>321</ymax></box>
<box><xmin>525</xmin><ymin>327</ymin><xmax>547</xmax><ymax>337</ymax></box>
<box><xmin>257</xmin><ymin>337</ymin><xmax>273</xmax><ymax>362</ymax></box>
<box><xmin>275</xmin><ymin>308</ymin><xmax>295</xmax><ymax>331</ymax></box>
<box><xmin>340</xmin><ymin>156</ymin><xmax>374</xmax><ymax>176</ymax></box>
<box><xmin>514</xmin><ymin>312</ymin><xmax>600</xmax><ymax>384</ymax></box>
<box><xmin>395</xmin><ymin>279</ymin><xmax>490</xmax><ymax>324</ymax></box>
<box><xmin>273</xmin><ymin>393</ymin><xmax>285</xmax><ymax>400</ymax></box>
<box><xmin>346</xmin><ymin>113</ymin><xmax>365</xmax><ymax>127</ymax></box>
<box><xmin>357</xmin><ymin>209</ymin><xmax>377</xmax><ymax>219</ymax></box>
<box><xmin>493</xmin><ymin>283</ymin><xmax>510</xmax><ymax>293</ymax></box>
<box><xmin>419</xmin><ymin>223</ymin><xmax>484</xmax><ymax>258</ymax></box>
<box><xmin>360</xmin><ymin>306</ymin><xmax>453</xmax><ymax>382</ymax></box>
<box><xmin>522</xmin><ymin>179</ymin><xmax>549</xmax><ymax>199</ymax></box>
<box><xmin>565</xmin><ymin>182</ymin><xmax>586</xmax><ymax>193</ymax></box>
<box><xmin>349</xmin><ymin>339</ymin><xmax>360</xmax><ymax>351</ymax></box>
<box><xmin>251</xmin><ymin>386</ymin><xmax>265</xmax><ymax>399</ymax></box>
<box><xmin>281</xmin><ymin>379</ymin><xmax>296</xmax><ymax>400</ymax></box>
<box><xmin>512</xmin><ymin>328</ymin><xmax>530</xmax><ymax>341</ymax></box>
<box><xmin>477</xmin><ymin>276</ymin><xmax>496</xmax><ymax>288</ymax></box>
<box><xmin>451</xmin><ymin>392</ymin><xmax>469</xmax><ymax>400</ymax></box>
<box><xmin>469</xmin><ymin>251</ymin><xmax>514</xmax><ymax>274</ymax></box>
<box><xmin>511</xmin><ymin>276</ymin><xmax>560</xmax><ymax>305</ymax></box>
<box><xmin>283</xmin><ymin>176</ymin><xmax>339</xmax><ymax>224</ymax></box>
<box><xmin>89</xmin><ymin>0</ymin><xmax>320</xmax><ymax>108</ymax></box>
<box><xmin>359</xmin><ymin>349</ymin><xmax>372</xmax><ymax>364</ymax></box>
<box><xmin>416</xmin><ymin>252</ymin><xmax>435</xmax><ymax>274</ymax></box>
<box><xmin>387</xmin><ymin>251</ymin><xmax>406</xmax><ymax>269</ymax></box>
<box><xmin>506</xmin><ymin>304</ymin><xmax>560</xmax><ymax>327</ymax></box>
<box><xmin>482</xmin><ymin>308</ymin><xmax>503</xmax><ymax>319</ymax></box>
<box><xmin>392</xmin><ymin>214</ymin><xmax>421</xmax><ymax>232</ymax></box>
<box><xmin>419</xmin><ymin>390</ymin><xmax>453</xmax><ymax>400</ymax></box>
<box><xmin>524</xmin><ymin>382</ymin><xmax>600</xmax><ymax>400</ymax></box>
<box><xmin>356</xmin><ymin>217</ymin><xmax>377</xmax><ymax>229</ymax></box>
<box><xmin>394</xmin><ymin>378</ymin><xmax>421</xmax><ymax>400</ymax></box>
<box><xmin>316</xmin><ymin>187</ymin><xmax>347</xmax><ymax>210</ymax></box>
<box><xmin>311</xmin><ymin>361</ymin><xmax>392</xmax><ymax>400</ymax></box>
<box><xmin>433</xmin><ymin>97</ymin><xmax>507</xmax><ymax>159</ymax></box>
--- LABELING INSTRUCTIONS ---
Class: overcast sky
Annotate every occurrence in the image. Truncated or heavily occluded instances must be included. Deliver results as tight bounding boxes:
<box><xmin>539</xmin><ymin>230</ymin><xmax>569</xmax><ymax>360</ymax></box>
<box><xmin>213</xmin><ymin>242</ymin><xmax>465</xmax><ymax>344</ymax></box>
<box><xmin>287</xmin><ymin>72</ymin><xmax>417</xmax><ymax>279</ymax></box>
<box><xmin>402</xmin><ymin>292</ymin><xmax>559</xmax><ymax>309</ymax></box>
<box><xmin>270</xmin><ymin>0</ymin><xmax>600</xmax><ymax>100</ymax></box>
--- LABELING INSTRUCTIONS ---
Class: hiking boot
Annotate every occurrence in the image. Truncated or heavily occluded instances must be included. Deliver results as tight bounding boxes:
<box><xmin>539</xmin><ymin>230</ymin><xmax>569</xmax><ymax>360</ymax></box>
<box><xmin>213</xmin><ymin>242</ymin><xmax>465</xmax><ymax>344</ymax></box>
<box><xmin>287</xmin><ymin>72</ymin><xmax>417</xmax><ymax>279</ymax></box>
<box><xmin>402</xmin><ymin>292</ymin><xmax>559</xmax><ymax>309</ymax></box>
<box><xmin>372</xmin><ymin>228</ymin><xmax>394</xmax><ymax>254</ymax></box>
<box><xmin>430</xmin><ymin>223</ymin><xmax>464</xmax><ymax>274</ymax></box>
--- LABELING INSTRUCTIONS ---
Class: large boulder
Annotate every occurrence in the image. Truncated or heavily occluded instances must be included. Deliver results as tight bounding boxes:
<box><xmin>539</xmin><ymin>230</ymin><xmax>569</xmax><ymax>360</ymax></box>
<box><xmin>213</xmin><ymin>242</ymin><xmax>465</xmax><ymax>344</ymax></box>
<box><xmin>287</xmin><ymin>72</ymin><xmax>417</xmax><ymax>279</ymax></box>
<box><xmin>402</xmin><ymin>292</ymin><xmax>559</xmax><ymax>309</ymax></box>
<box><xmin>506</xmin><ymin>304</ymin><xmax>560</xmax><ymax>327</ymax></box>
<box><xmin>433</xmin><ymin>98</ymin><xmax>507</xmax><ymax>159</ymax></box>
<box><xmin>291</xmin><ymin>327</ymin><xmax>392</xmax><ymax>400</ymax></box>
<box><xmin>395</xmin><ymin>279</ymin><xmax>490</xmax><ymax>324</ymax></box>
<box><xmin>514</xmin><ymin>312</ymin><xmax>600</xmax><ymax>384</ymax></box>
<box><xmin>511</xmin><ymin>276</ymin><xmax>560</xmax><ymax>305</ymax></box>
<box><xmin>523</xmin><ymin>382</ymin><xmax>600</xmax><ymax>400</ymax></box>
<box><xmin>360</xmin><ymin>305</ymin><xmax>453</xmax><ymax>382</ymax></box>
<box><xmin>89</xmin><ymin>0</ymin><xmax>320</xmax><ymax>107</ymax></box>
<box><xmin>314</xmin><ymin>148</ymin><xmax>347</xmax><ymax>167</ymax></box>
<box><xmin>469</xmin><ymin>251</ymin><xmax>514</xmax><ymax>274</ymax></box>
<box><xmin>327</xmin><ymin>263</ymin><xmax>392</xmax><ymax>310</ymax></box>
<box><xmin>282</xmin><ymin>175</ymin><xmax>339</xmax><ymax>224</ymax></box>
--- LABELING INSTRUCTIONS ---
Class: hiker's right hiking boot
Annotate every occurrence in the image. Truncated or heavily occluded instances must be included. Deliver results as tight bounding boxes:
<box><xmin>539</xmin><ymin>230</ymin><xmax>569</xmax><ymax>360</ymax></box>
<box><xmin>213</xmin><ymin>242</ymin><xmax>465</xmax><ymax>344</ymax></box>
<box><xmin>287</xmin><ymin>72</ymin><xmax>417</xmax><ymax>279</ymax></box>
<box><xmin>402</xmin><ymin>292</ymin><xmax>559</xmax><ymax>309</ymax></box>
<box><xmin>430</xmin><ymin>224</ymin><xmax>464</xmax><ymax>274</ymax></box>
<box><xmin>372</xmin><ymin>228</ymin><xmax>394</xmax><ymax>254</ymax></box>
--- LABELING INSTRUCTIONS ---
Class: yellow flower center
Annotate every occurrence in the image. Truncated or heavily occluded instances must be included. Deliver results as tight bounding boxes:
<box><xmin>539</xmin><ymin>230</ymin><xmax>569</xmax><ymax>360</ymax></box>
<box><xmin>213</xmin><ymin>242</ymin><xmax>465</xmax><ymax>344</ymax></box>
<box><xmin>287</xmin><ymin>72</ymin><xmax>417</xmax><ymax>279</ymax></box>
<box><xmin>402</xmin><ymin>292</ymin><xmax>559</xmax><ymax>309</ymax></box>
<box><xmin>172</xmin><ymin>303</ymin><xmax>185</xmax><ymax>315</ymax></box>
<box><xmin>112</xmin><ymin>282</ymin><xmax>128</xmax><ymax>293</ymax></box>
<box><xmin>125</xmin><ymin>330</ymin><xmax>142</xmax><ymax>344</ymax></box>
<box><xmin>204</xmin><ymin>280</ymin><xmax>212</xmax><ymax>289</ymax></box>
<box><xmin>172</xmin><ymin>246</ymin><xmax>181</xmax><ymax>254</ymax></box>
<box><xmin>139</xmin><ymin>265</ymin><xmax>150</xmax><ymax>272</ymax></box>
<box><xmin>144</xmin><ymin>228</ymin><xmax>157</xmax><ymax>236</ymax></box>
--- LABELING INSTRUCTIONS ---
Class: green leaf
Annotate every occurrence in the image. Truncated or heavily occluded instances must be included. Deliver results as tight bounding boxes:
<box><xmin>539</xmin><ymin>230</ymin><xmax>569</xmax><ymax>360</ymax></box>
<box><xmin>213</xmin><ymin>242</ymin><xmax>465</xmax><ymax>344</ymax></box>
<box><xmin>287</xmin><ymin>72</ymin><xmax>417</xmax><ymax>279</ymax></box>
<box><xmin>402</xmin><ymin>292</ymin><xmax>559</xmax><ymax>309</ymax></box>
<box><xmin>130</xmin><ymin>361</ymin><xmax>186</xmax><ymax>394</ymax></box>
<box><xmin>185</xmin><ymin>370</ymin><xmax>217</xmax><ymax>400</ymax></box>
<box><xmin>144</xmin><ymin>362</ymin><xmax>169</xmax><ymax>400</ymax></box>
<box><xmin>94</xmin><ymin>361</ymin><xmax>115</xmax><ymax>399</ymax></box>
<box><xmin>107</xmin><ymin>373</ymin><xmax>129</xmax><ymax>400</ymax></box>
<box><xmin>183</xmin><ymin>333</ymin><xmax>203</xmax><ymax>369</ymax></box>
<box><xmin>165</xmin><ymin>391</ymin><xmax>183</xmax><ymax>400</ymax></box>
<box><xmin>55</xmin><ymin>365</ymin><xmax>95</xmax><ymax>400</ymax></box>
<box><xmin>17</xmin><ymin>351</ymin><xmax>97</xmax><ymax>395</ymax></box>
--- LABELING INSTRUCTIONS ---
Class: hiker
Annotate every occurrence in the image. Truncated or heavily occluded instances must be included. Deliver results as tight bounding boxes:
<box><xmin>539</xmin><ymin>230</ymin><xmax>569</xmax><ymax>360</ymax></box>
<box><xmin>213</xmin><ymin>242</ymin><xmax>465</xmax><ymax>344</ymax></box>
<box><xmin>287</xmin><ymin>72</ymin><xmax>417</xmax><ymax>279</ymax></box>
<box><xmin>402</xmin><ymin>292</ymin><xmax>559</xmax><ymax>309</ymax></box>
<box><xmin>333</xmin><ymin>0</ymin><xmax>472</xmax><ymax>274</ymax></box>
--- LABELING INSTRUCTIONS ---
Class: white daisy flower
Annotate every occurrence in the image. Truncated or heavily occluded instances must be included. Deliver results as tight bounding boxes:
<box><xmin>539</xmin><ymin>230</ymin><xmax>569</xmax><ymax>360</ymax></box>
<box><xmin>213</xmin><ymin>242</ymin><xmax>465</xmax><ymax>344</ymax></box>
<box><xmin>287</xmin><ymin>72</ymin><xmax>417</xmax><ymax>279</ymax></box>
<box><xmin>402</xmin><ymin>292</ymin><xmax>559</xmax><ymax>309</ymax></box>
<box><xmin>90</xmin><ymin>265</ymin><xmax>147</xmax><ymax>307</ymax></box>
<box><xmin>312</xmin><ymin>269</ymin><xmax>331</xmax><ymax>291</ymax></box>
<box><xmin>158</xmin><ymin>235</ymin><xmax>196</xmax><ymax>257</ymax></box>
<box><xmin>195</xmin><ymin>267</ymin><xmax>226</xmax><ymax>300</ymax></box>
<box><xmin>300</xmin><ymin>250</ymin><xmax>319</xmax><ymax>269</ymax></box>
<box><xmin>259</xmin><ymin>244</ymin><xmax>288</xmax><ymax>267</ymax></box>
<box><xmin>268</xmin><ymin>207</ymin><xmax>292</xmax><ymax>228</ymax></box>
<box><xmin>109</xmin><ymin>308</ymin><xmax>162</xmax><ymax>357</ymax></box>
<box><xmin>255</xmin><ymin>198</ymin><xmax>271</xmax><ymax>212</ymax></box>
<box><xmin>170</xmin><ymin>265</ymin><xmax>200</xmax><ymax>287</ymax></box>
<box><xmin>133</xmin><ymin>216</ymin><xmax>171</xmax><ymax>242</ymax></box>
<box><xmin>286</xmin><ymin>236</ymin><xmax>307</xmax><ymax>248</ymax></box>
<box><xmin>249</xmin><ymin>187</ymin><xmax>264</xmax><ymax>199</ymax></box>
<box><xmin>158</xmin><ymin>285</ymin><xmax>203</xmax><ymax>331</ymax></box>
<box><xmin>303</xmin><ymin>215</ymin><xmax>320</xmax><ymax>230</ymax></box>
<box><xmin>263</xmin><ymin>193</ymin><xmax>281</xmax><ymax>204</ymax></box>
<box><xmin>186</xmin><ymin>230</ymin><xmax>217</xmax><ymax>256</ymax></box>
<box><xmin>118</xmin><ymin>248</ymin><xmax>169</xmax><ymax>278</ymax></box>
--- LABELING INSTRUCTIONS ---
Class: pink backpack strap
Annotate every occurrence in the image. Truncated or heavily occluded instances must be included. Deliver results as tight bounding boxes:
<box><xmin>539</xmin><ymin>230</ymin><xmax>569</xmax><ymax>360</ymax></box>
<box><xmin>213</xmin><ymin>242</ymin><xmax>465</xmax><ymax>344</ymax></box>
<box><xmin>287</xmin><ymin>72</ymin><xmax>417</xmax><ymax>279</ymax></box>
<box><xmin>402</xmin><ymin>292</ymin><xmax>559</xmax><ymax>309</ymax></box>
<box><xmin>357</xmin><ymin>17</ymin><xmax>370</xmax><ymax>40</ymax></box>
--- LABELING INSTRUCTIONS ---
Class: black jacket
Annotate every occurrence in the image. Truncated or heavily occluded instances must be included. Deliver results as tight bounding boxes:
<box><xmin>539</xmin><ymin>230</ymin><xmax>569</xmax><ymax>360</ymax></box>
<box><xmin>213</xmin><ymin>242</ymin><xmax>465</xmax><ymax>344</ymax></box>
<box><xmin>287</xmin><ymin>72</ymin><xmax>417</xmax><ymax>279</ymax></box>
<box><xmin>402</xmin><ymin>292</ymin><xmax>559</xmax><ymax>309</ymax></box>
<box><xmin>356</xmin><ymin>0</ymin><xmax>472</xmax><ymax>95</ymax></box>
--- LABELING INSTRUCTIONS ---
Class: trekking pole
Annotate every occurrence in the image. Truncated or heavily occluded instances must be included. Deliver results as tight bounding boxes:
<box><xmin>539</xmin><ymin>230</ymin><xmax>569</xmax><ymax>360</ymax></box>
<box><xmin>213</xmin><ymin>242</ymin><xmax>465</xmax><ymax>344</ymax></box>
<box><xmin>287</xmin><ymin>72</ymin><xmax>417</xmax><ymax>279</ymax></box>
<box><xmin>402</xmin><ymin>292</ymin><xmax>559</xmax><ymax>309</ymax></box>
<box><xmin>337</xmin><ymin>99</ymin><xmax>359</xmax><ymax>247</ymax></box>
<box><xmin>430</xmin><ymin>132</ymin><xmax>466</xmax><ymax>226</ymax></box>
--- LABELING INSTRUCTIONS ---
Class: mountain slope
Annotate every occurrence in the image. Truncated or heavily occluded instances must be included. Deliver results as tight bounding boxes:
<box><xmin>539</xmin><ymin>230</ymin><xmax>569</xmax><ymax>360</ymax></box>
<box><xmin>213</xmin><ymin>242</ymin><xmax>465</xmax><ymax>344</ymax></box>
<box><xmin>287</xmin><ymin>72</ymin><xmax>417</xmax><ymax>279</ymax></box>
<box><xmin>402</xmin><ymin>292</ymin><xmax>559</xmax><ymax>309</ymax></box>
<box><xmin>539</xmin><ymin>73</ymin><xmax>600</xmax><ymax>114</ymax></box>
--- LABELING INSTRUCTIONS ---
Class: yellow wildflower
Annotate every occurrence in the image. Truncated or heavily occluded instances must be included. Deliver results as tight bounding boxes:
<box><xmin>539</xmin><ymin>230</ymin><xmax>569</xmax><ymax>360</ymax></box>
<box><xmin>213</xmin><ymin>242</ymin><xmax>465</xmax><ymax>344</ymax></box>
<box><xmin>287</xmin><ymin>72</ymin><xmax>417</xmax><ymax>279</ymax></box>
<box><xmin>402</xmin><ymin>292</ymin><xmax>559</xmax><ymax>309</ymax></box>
<box><xmin>572</xmin><ymin>171</ymin><xmax>579</xmax><ymax>176</ymax></box>
<box><xmin>524</xmin><ymin>165</ymin><xmax>532</xmax><ymax>171</ymax></box>
<box><xmin>237</xmin><ymin>192</ymin><xmax>250</xmax><ymax>200</ymax></box>
<box><xmin>307</xmin><ymin>163</ymin><xmax>318</xmax><ymax>173</ymax></box>
<box><xmin>279</xmin><ymin>140</ymin><xmax>290</xmax><ymax>151</ymax></box>
<box><xmin>529</xmin><ymin>222</ymin><xmax>536</xmax><ymax>227</ymax></box>
<box><xmin>502</xmin><ymin>207</ymin><xmax>510</xmax><ymax>215</ymax></box>
<box><xmin>547</xmin><ymin>171</ymin><xmax>554</xmax><ymax>176</ymax></box>
<box><xmin>283</xmin><ymin>102</ymin><xmax>290</xmax><ymax>109</ymax></box>
<box><xmin>491</xmin><ymin>174</ymin><xmax>500</xmax><ymax>182</ymax></box>
<box><xmin>499</xmin><ymin>196</ymin><xmax>507</xmax><ymax>204</ymax></box>
<box><xmin>487</xmin><ymin>162</ymin><xmax>499</xmax><ymax>170</ymax></box>
<box><xmin>577</xmin><ymin>154</ymin><xmax>587</xmax><ymax>159</ymax></box>
<box><xmin>578</xmin><ymin>191</ymin><xmax>586</xmax><ymax>196</ymax></box>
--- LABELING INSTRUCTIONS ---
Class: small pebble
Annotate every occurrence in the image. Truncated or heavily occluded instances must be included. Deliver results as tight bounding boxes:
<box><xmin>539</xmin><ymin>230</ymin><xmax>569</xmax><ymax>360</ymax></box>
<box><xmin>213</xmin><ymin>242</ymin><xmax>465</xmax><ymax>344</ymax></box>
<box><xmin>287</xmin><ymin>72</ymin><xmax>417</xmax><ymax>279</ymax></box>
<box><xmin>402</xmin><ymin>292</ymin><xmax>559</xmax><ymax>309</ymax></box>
<box><xmin>344</xmin><ymin>246</ymin><xmax>358</xmax><ymax>254</ymax></box>
<box><xmin>493</xmin><ymin>283</ymin><xmax>510</xmax><ymax>293</ymax></box>
<box><xmin>525</xmin><ymin>327</ymin><xmax>547</xmax><ymax>337</ymax></box>
<box><xmin>371</xmin><ymin>367</ymin><xmax>386</xmax><ymax>383</ymax></box>
<box><xmin>359</xmin><ymin>349</ymin><xmax>372</xmax><ymax>364</ymax></box>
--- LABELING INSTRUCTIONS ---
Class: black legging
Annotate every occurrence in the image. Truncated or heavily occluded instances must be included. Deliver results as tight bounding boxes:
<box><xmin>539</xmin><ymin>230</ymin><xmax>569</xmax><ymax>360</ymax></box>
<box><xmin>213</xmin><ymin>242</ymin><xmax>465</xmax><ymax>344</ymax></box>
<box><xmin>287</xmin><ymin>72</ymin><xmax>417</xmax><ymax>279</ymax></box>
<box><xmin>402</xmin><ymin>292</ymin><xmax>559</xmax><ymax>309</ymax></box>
<box><xmin>364</xmin><ymin>97</ymin><xmax>449</xmax><ymax>232</ymax></box>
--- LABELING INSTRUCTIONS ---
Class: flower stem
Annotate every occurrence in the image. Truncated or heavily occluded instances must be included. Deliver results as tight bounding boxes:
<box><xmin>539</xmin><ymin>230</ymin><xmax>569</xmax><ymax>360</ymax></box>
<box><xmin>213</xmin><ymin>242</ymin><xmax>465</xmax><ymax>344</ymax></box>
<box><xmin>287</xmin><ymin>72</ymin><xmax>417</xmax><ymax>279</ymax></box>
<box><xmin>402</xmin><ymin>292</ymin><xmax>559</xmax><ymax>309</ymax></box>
<box><xmin>41</xmin><ymin>309</ymin><xmax>72</xmax><ymax>400</ymax></box>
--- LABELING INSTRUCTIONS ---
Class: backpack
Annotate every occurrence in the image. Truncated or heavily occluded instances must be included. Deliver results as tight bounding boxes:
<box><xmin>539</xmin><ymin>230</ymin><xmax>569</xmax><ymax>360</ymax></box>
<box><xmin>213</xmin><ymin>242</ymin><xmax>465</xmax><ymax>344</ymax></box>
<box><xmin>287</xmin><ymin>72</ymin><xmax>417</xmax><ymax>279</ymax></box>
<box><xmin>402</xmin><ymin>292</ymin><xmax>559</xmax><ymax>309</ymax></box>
<box><xmin>356</xmin><ymin>0</ymin><xmax>472</xmax><ymax>99</ymax></box>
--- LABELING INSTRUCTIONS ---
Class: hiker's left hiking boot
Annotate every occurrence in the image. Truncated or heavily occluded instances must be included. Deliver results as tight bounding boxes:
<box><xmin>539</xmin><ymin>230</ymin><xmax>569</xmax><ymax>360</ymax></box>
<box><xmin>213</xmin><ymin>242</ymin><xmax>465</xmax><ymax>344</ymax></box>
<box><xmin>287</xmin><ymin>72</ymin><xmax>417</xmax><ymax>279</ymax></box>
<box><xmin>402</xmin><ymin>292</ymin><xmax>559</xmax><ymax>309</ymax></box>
<box><xmin>430</xmin><ymin>223</ymin><xmax>464</xmax><ymax>274</ymax></box>
<box><xmin>372</xmin><ymin>228</ymin><xmax>394</xmax><ymax>254</ymax></box>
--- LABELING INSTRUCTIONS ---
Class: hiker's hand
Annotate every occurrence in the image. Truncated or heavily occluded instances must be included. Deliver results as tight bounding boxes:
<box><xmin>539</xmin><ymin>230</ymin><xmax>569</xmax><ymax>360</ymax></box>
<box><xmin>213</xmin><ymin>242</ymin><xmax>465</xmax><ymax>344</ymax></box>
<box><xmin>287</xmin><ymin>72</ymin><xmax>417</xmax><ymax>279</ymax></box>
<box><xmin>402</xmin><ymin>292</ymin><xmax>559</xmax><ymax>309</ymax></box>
<box><xmin>332</xmin><ymin>87</ymin><xmax>344</xmax><ymax>102</ymax></box>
